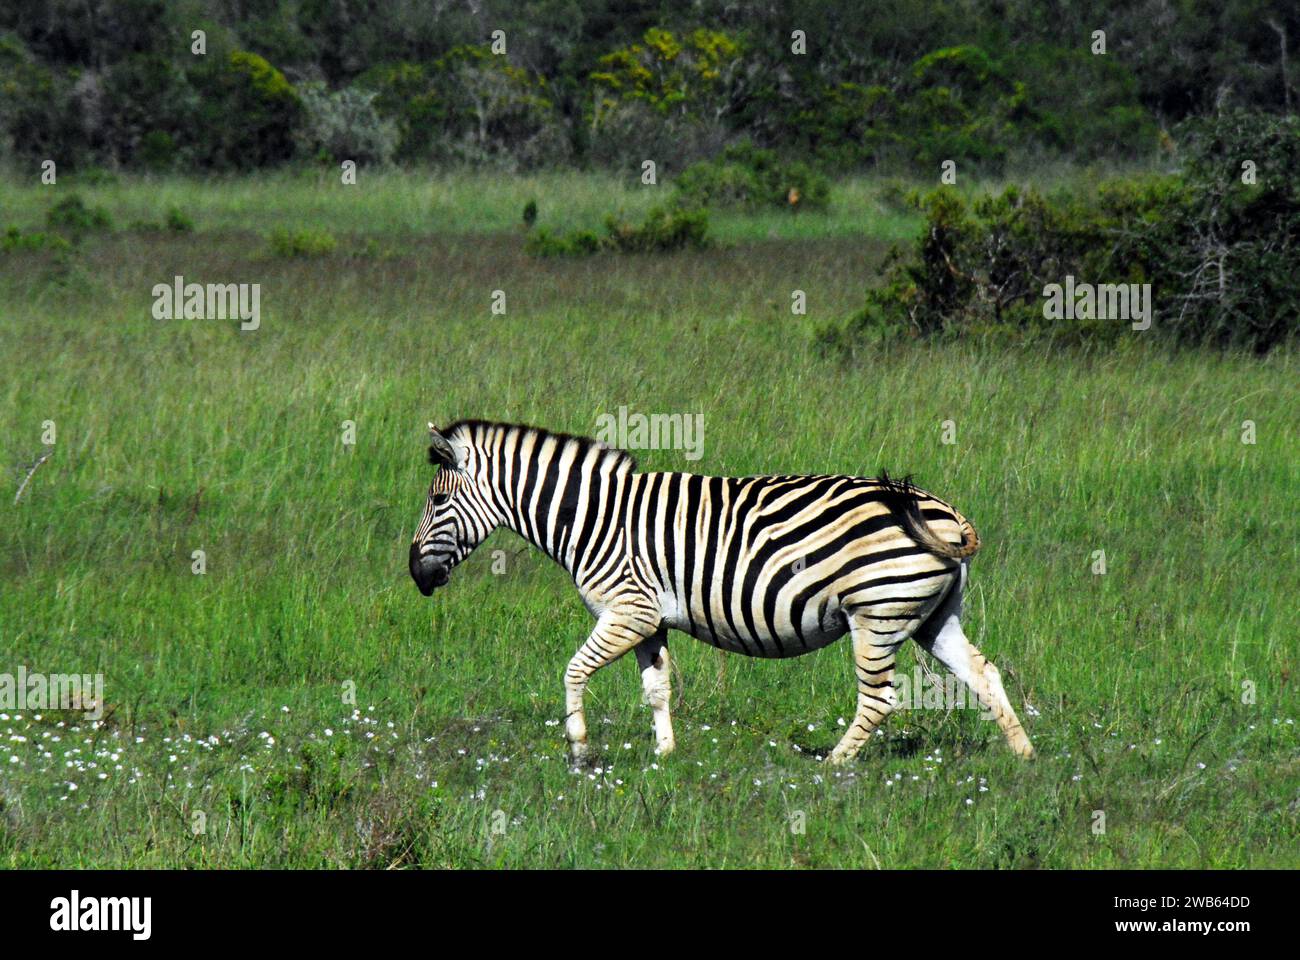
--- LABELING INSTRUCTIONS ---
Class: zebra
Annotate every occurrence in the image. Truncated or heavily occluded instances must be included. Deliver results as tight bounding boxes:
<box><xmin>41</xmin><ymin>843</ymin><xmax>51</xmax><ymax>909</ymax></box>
<box><xmin>409</xmin><ymin>420</ymin><xmax>1034</xmax><ymax>764</ymax></box>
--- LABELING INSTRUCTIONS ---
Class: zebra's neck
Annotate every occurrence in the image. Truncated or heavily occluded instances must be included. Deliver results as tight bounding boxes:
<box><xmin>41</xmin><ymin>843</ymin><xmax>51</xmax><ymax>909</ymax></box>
<box><xmin>478</xmin><ymin>424</ymin><xmax>635</xmax><ymax>580</ymax></box>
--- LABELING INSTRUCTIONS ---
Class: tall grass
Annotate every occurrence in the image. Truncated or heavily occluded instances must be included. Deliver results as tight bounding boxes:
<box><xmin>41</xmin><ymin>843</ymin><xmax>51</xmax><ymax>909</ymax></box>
<box><xmin>0</xmin><ymin>168</ymin><xmax>922</xmax><ymax>242</ymax></box>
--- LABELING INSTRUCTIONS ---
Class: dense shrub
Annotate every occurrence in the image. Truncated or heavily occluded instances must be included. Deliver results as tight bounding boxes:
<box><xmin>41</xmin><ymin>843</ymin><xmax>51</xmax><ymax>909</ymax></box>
<box><xmin>191</xmin><ymin>51</ymin><xmax>303</xmax><ymax>170</ymax></box>
<box><xmin>674</xmin><ymin>142</ymin><xmax>830</xmax><ymax>210</ymax></box>
<box><xmin>362</xmin><ymin>47</ymin><xmax>566</xmax><ymax>168</ymax></box>
<box><xmin>1</xmin><ymin>226</ymin><xmax>71</xmax><ymax>253</ymax></box>
<box><xmin>587</xmin><ymin>28</ymin><xmax>743</xmax><ymax>171</ymax></box>
<box><xmin>165</xmin><ymin>207</ymin><xmax>194</xmax><ymax>232</ymax></box>
<box><xmin>296</xmin><ymin>82</ymin><xmax>397</xmax><ymax>166</ymax></box>
<box><xmin>99</xmin><ymin>53</ymin><xmax>199</xmax><ymax>170</ymax></box>
<box><xmin>603</xmin><ymin>204</ymin><xmax>709</xmax><ymax>252</ymax></box>
<box><xmin>46</xmin><ymin>194</ymin><xmax>113</xmax><ymax>233</ymax></box>
<box><xmin>526</xmin><ymin>227</ymin><xmax>603</xmax><ymax>257</ymax></box>
<box><xmin>526</xmin><ymin>204</ymin><xmax>708</xmax><ymax>256</ymax></box>
<box><xmin>266</xmin><ymin>227</ymin><xmax>337</xmax><ymax>257</ymax></box>
<box><xmin>0</xmin><ymin>35</ymin><xmax>92</xmax><ymax>167</ymax></box>
<box><xmin>822</xmin><ymin>113</ymin><xmax>1300</xmax><ymax>354</ymax></box>
<box><xmin>1138</xmin><ymin>111</ymin><xmax>1300</xmax><ymax>352</ymax></box>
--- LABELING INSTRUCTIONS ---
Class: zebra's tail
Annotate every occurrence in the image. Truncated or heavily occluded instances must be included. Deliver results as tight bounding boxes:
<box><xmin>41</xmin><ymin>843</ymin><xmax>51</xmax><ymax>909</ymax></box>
<box><xmin>877</xmin><ymin>471</ymin><xmax>981</xmax><ymax>560</ymax></box>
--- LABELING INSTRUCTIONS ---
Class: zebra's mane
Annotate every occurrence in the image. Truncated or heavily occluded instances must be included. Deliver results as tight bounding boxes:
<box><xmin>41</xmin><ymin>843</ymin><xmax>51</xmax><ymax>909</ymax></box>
<box><xmin>443</xmin><ymin>420</ymin><xmax>639</xmax><ymax>472</ymax></box>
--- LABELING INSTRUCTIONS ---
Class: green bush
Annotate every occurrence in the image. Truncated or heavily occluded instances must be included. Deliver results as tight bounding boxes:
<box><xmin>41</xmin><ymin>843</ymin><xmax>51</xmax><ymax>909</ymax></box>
<box><xmin>46</xmin><ymin>194</ymin><xmax>113</xmax><ymax>233</ymax></box>
<box><xmin>825</xmin><ymin>112</ymin><xmax>1300</xmax><ymax>354</ymax></box>
<box><xmin>192</xmin><ymin>51</ymin><xmax>303</xmax><ymax>170</ymax></box>
<box><xmin>525</xmin><ymin>227</ymin><xmax>603</xmax><ymax>257</ymax></box>
<box><xmin>165</xmin><ymin>207</ymin><xmax>195</xmax><ymax>232</ymax></box>
<box><xmin>1135</xmin><ymin>110</ymin><xmax>1300</xmax><ymax>352</ymax></box>
<box><xmin>526</xmin><ymin>204</ymin><xmax>708</xmax><ymax>257</ymax></box>
<box><xmin>603</xmin><ymin>204</ymin><xmax>709</xmax><ymax>252</ymax></box>
<box><xmin>361</xmin><ymin>48</ymin><xmax>566</xmax><ymax>168</ymax></box>
<box><xmin>1</xmin><ymin>226</ymin><xmax>71</xmax><ymax>253</ymax></box>
<box><xmin>266</xmin><ymin>227</ymin><xmax>337</xmax><ymax>258</ymax></box>
<box><xmin>100</xmin><ymin>54</ymin><xmax>198</xmax><ymax>170</ymax></box>
<box><xmin>674</xmin><ymin>142</ymin><xmax>830</xmax><ymax>210</ymax></box>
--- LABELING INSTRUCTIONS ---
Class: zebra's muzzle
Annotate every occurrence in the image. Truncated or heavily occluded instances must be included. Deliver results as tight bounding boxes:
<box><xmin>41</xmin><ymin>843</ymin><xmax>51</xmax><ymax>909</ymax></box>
<box><xmin>409</xmin><ymin>545</ymin><xmax>450</xmax><ymax>596</ymax></box>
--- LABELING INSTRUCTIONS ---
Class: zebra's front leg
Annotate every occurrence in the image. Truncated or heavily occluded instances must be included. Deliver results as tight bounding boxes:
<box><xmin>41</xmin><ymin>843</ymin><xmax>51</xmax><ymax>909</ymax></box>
<box><xmin>634</xmin><ymin>629</ymin><xmax>674</xmax><ymax>756</ymax></box>
<box><xmin>563</xmin><ymin>611</ymin><xmax>655</xmax><ymax>762</ymax></box>
<box><xmin>827</xmin><ymin>615</ymin><xmax>903</xmax><ymax>765</ymax></box>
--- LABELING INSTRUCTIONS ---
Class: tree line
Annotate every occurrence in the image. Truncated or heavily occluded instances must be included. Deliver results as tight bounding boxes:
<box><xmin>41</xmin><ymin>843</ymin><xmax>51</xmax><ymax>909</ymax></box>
<box><xmin>2</xmin><ymin>0</ymin><xmax>1295</xmax><ymax>173</ymax></box>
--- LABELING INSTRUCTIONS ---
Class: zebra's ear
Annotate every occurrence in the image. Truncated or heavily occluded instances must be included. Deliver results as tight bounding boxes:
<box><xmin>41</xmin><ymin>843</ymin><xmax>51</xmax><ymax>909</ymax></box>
<box><xmin>428</xmin><ymin>425</ymin><xmax>463</xmax><ymax>470</ymax></box>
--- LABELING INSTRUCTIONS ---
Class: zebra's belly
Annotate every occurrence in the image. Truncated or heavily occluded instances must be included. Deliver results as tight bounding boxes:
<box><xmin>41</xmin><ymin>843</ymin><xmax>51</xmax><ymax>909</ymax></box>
<box><xmin>662</xmin><ymin>598</ymin><xmax>849</xmax><ymax>659</ymax></box>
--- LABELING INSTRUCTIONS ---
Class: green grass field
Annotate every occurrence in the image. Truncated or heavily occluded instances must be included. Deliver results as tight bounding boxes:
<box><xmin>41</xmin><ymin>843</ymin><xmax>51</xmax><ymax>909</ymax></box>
<box><xmin>1</xmin><ymin>172</ymin><xmax>1296</xmax><ymax>868</ymax></box>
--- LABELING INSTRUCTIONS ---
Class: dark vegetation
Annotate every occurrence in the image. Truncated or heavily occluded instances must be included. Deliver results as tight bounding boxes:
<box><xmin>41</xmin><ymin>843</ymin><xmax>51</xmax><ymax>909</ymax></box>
<box><xmin>2</xmin><ymin>1</ymin><xmax>1295</xmax><ymax>175</ymax></box>
<box><xmin>820</xmin><ymin>112</ymin><xmax>1300</xmax><ymax>354</ymax></box>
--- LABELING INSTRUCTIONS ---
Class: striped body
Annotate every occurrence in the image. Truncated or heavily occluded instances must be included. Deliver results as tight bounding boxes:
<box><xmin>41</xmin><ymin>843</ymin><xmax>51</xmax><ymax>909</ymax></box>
<box><xmin>611</xmin><ymin>472</ymin><xmax>969</xmax><ymax>658</ymax></box>
<box><xmin>410</xmin><ymin>420</ymin><xmax>1033</xmax><ymax>764</ymax></box>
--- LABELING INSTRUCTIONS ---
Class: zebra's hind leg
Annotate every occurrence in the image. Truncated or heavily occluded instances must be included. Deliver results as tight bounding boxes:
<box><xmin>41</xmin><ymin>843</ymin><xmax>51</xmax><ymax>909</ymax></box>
<box><xmin>634</xmin><ymin>629</ymin><xmax>674</xmax><ymax>756</ymax></box>
<box><xmin>564</xmin><ymin>609</ymin><xmax>657</xmax><ymax>762</ymax></box>
<box><xmin>916</xmin><ymin>611</ymin><xmax>1035</xmax><ymax>759</ymax></box>
<box><xmin>826</xmin><ymin>613</ymin><xmax>906</xmax><ymax>765</ymax></box>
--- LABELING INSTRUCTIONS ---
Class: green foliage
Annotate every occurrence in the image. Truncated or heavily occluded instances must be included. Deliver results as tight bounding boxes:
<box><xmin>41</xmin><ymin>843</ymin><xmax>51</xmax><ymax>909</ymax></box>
<box><xmin>590</xmin><ymin>27</ymin><xmax>742</xmax><ymax>117</ymax></box>
<box><xmin>165</xmin><ymin>206</ymin><xmax>195</xmax><ymax>232</ymax></box>
<box><xmin>0</xmin><ymin>2</ymin><xmax>1287</xmax><ymax>174</ymax></box>
<box><xmin>767</xmin><ymin>41</ymin><xmax>1156</xmax><ymax>173</ymax></box>
<box><xmin>192</xmin><ymin>51</ymin><xmax>303</xmax><ymax>170</ymax></box>
<box><xmin>1137</xmin><ymin>110</ymin><xmax>1300</xmax><ymax>352</ymax></box>
<box><xmin>0</xmin><ymin>33</ymin><xmax>90</xmax><ymax>167</ymax></box>
<box><xmin>587</xmin><ymin>28</ymin><xmax>744</xmax><ymax>169</ymax></box>
<box><xmin>266</xmin><ymin>227</ymin><xmax>337</xmax><ymax>258</ymax></box>
<box><xmin>362</xmin><ymin>47</ymin><xmax>565</xmax><ymax>167</ymax></box>
<box><xmin>356</xmin><ymin>62</ymin><xmax>444</xmax><ymax>162</ymax></box>
<box><xmin>526</xmin><ymin>226</ymin><xmax>603</xmax><ymax>256</ymax></box>
<box><xmin>100</xmin><ymin>53</ymin><xmax>200</xmax><ymax>170</ymax></box>
<box><xmin>526</xmin><ymin>204</ymin><xmax>708</xmax><ymax>256</ymax></box>
<box><xmin>0</xmin><ymin>226</ymin><xmax>70</xmax><ymax>253</ymax></box>
<box><xmin>46</xmin><ymin>194</ymin><xmax>113</xmax><ymax>233</ymax></box>
<box><xmin>826</xmin><ymin>113</ymin><xmax>1300</xmax><ymax>354</ymax></box>
<box><xmin>674</xmin><ymin>142</ymin><xmax>830</xmax><ymax>210</ymax></box>
<box><xmin>603</xmin><ymin>204</ymin><xmax>709</xmax><ymax>253</ymax></box>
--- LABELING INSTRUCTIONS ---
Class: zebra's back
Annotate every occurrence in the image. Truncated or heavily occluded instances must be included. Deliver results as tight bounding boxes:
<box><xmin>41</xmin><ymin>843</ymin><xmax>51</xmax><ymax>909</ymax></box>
<box><xmin>627</xmin><ymin>472</ymin><xmax>972</xmax><ymax>658</ymax></box>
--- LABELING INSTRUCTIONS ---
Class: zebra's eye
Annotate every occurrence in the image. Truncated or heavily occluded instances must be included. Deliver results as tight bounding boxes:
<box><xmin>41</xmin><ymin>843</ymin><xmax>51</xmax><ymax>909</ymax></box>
<box><xmin>432</xmin><ymin>493</ymin><xmax>451</xmax><ymax>507</ymax></box>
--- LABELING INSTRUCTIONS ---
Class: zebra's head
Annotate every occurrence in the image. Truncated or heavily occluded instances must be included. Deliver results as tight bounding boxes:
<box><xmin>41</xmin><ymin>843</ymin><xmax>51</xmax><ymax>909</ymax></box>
<box><xmin>409</xmin><ymin>423</ymin><xmax>500</xmax><ymax>596</ymax></box>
